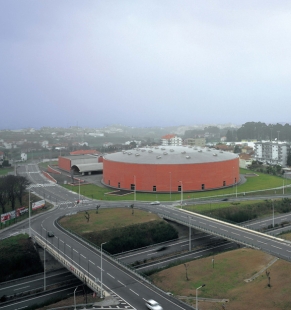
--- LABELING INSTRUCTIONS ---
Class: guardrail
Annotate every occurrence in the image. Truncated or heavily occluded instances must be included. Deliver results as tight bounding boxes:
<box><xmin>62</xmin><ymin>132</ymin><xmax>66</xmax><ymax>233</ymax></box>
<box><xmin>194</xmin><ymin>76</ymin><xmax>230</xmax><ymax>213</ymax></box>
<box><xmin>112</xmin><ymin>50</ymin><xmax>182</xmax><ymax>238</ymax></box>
<box><xmin>158</xmin><ymin>212</ymin><xmax>291</xmax><ymax>262</ymax></box>
<box><xmin>32</xmin><ymin>232</ymin><xmax>110</xmax><ymax>298</ymax></box>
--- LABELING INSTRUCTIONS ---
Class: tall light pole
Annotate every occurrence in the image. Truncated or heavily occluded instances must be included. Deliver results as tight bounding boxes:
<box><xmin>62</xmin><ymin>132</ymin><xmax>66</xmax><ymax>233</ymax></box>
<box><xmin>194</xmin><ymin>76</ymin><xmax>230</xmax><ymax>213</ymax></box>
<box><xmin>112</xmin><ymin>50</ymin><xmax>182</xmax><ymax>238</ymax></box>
<box><xmin>169</xmin><ymin>172</ymin><xmax>172</xmax><ymax>201</ymax></box>
<box><xmin>74</xmin><ymin>285</ymin><xmax>79</xmax><ymax>310</ymax></box>
<box><xmin>28</xmin><ymin>187</ymin><xmax>31</xmax><ymax>237</ymax></box>
<box><xmin>134</xmin><ymin>175</ymin><xmax>136</xmax><ymax>202</ymax></box>
<box><xmin>272</xmin><ymin>199</ymin><xmax>275</xmax><ymax>228</ymax></box>
<box><xmin>179</xmin><ymin>181</ymin><xmax>183</xmax><ymax>208</ymax></box>
<box><xmin>196</xmin><ymin>284</ymin><xmax>206</xmax><ymax>310</ymax></box>
<box><xmin>188</xmin><ymin>216</ymin><xmax>191</xmax><ymax>251</ymax></box>
<box><xmin>101</xmin><ymin>242</ymin><xmax>107</xmax><ymax>298</ymax></box>
<box><xmin>78</xmin><ymin>179</ymin><xmax>80</xmax><ymax>203</ymax></box>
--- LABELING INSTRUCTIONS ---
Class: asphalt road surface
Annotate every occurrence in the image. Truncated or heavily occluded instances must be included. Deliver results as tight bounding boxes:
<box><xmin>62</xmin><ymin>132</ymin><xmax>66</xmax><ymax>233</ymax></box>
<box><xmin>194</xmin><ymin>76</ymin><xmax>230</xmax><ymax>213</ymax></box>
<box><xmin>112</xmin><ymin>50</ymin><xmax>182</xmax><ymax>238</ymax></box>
<box><xmin>2</xmin><ymin>163</ymin><xmax>291</xmax><ymax>309</ymax></box>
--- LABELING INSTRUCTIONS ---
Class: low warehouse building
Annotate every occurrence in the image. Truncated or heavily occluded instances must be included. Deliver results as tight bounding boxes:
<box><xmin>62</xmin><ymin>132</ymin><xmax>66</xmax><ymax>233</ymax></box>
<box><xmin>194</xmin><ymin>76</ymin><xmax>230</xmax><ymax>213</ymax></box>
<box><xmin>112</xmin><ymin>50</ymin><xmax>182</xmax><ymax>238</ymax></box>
<box><xmin>58</xmin><ymin>154</ymin><xmax>103</xmax><ymax>175</ymax></box>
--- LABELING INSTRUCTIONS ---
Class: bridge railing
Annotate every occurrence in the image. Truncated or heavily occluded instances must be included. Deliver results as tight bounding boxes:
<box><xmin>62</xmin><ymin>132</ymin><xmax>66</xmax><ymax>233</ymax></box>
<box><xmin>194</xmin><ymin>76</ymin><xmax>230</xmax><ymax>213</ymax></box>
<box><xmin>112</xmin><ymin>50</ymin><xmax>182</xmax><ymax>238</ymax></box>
<box><xmin>158</xmin><ymin>212</ymin><xmax>291</xmax><ymax>262</ymax></box>
<box><xmin>32</xmin><ymin>230</ymin><xmax>110</xmax><ymax>298</ymax></box>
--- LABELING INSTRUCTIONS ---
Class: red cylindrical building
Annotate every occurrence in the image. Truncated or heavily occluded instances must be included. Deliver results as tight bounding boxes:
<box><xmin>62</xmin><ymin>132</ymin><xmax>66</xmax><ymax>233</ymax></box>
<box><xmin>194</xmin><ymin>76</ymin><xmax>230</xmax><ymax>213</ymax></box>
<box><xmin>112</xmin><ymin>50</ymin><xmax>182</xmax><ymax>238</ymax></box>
<box><xmin>103</xmin><ymin>146</ymin><xmax>239</xmax><ymax>192</ymax></box>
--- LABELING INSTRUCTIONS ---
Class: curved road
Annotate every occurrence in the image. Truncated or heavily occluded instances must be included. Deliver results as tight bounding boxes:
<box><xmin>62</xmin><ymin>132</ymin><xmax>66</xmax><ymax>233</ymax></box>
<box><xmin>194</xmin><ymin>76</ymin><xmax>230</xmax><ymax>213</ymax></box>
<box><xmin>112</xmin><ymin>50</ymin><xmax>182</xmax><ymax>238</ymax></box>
<box><xmin>2</xmin><ymin>163</ymin><xmax>291</xmax><ymax>309</ymax></box>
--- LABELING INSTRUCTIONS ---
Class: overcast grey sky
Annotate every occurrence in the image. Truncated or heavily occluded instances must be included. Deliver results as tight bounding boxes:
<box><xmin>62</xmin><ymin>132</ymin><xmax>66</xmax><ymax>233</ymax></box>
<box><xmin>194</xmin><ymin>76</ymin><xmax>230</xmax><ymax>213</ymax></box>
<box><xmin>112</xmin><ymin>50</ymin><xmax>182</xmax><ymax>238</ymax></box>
<box><xmin>1</xmin><ymin>1</ymin><xmax>291</xmax><ymax>129</ymax></box>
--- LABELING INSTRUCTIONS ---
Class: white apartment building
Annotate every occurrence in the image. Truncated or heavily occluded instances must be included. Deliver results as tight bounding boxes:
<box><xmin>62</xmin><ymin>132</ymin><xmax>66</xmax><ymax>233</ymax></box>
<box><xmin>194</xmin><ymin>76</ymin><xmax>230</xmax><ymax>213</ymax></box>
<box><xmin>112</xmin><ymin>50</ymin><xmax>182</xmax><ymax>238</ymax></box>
<box><xmin>254</xmin><ymin>141</ymin><xmax>290</xmax><ymax>166</ymax></box>
<box><xmin>161</xmin><ymin>134</ymin><xmax>182</xmax><ymax>146</ymax></box>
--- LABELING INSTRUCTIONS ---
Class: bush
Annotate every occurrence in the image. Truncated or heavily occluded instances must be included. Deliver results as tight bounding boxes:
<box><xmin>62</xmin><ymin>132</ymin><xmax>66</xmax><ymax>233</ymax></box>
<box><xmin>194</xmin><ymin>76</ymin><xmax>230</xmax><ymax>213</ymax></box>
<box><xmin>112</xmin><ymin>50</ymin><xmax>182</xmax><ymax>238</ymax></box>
<box><xmin>83</xmin><ymin>220</ymin><xmax>178</xmax><ymax>254</ymax></box>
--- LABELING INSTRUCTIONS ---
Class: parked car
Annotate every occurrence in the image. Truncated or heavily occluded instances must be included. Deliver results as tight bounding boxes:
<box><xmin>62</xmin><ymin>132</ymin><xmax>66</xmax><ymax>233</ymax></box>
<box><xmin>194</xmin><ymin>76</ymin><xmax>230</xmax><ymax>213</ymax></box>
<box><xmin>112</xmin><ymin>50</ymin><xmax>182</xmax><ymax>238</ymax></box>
<box><xmin>150</xmin><ymin>201</ymin><xmax>160</xmax><ymax>205</ymax></box>
<box><xmin>145</xmin><ymin>299</ymin><xmax>163</xmax><ymax>310</ymax></box>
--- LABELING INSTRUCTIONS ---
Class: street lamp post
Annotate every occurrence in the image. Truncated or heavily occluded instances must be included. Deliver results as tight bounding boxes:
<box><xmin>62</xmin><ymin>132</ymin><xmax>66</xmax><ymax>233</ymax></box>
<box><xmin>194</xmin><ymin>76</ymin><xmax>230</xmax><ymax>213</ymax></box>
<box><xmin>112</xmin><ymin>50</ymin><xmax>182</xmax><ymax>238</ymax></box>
<box><xmin>169</xmin><ymin>172</ymin><xmax>172</xmax><ymax>201</ymax></box>
<box><xmin>28</xmin><ymin>187</ymin><xmax>31</xmax><ymax>237</ymax></box>
<box><xmin>78</xmin><ymin>179</ymin><xmax>80</xmax><ymax>203</ymax></box>
<box><xmin>101</xmin><ymin>242</ymin><xmax>107</xmax><ymax>298</ymax></box>
<box><xmin>188</xmin><ymin>216</ymin><xmax>191</xmax><ymax>251</ymax></box>
<box><xmin>272</xmin><ymin>199</ymin><xmax>275</xmax><ymax>228</ymax></box>
<box><xmin>179</xmin><ymin>181</ymin><xmax>183</xmax><ymax>208</ymax></box>
<box><xmin>196</xmin><ymin>284</ymin><xmax>206</xmax><ymax>310</ymax></box>
<box><xmin>74</xmin><ymin>285</ymin><xmax>79</xmax><ymax>310</ymax></box>
<box><xmin>134</xmin><ymin>175</ymin><xmax>136</xmax><ymax>201</ymax></box>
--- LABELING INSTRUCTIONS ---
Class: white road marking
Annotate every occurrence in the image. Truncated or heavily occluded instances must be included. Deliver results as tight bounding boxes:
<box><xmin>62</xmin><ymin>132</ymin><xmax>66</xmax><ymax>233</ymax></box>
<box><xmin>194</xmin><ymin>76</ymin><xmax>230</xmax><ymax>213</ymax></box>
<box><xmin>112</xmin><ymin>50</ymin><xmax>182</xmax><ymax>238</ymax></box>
<box><xmin>118</xmin><ymin>280</ymin><xmax>125</xmax><ymax>286</ymax></box>
<box><xmin>129</xmin><ymin>288</ymin><xmax>139</xmax><ymax>296</ymax></box>
<box><xmin>107</xmin><ymin>273</ymin><xmax>115</xmax><ymax>279</ymax></box>
<box><xmin>209</xmin><ymin>225</ymin><xmax>217</xmax><ymax>228</ymax></box>
<box><xmin>244</xmin><ymin>236</ymin><xmax>253</xmax><ymax>240</ymax></box>
<box><xmin>271</xmin><ymin>245</ymin><xmax>282</xmax><ymax>250</ymax></box>
<box><xmin>14</xmin><ymin>286</ymin><xmax>30</xmax><ymax>291</ymax></box>
<box><xmin>257</xmin><ymin>240</ymin><xmax>267</xmax><ymax>244</ymax></box>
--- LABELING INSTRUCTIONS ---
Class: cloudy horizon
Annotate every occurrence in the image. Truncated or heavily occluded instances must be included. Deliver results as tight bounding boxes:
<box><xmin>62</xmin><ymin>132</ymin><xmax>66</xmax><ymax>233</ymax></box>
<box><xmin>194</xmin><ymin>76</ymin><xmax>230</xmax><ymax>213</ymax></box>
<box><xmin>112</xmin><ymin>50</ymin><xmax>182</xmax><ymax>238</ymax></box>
<box><xmin>1</xmin><ymin>1</ymin><xmax>291</xmax><ymax>129</ymax></box>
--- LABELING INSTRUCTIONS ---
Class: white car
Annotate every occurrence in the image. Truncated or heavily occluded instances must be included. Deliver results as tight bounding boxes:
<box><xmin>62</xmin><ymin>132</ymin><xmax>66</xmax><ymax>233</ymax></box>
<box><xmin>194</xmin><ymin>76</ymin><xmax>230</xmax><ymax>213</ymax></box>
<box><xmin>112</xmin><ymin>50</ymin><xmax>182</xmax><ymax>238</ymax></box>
<box><xmin>150</xmin><ymin>201</ymin><xmax>160</xmax><ymax>205</ymax></box>
<box><xmin>145</xmin><ymin>299</ymin><xmax>163</xmax><ymax>310</ymax></box>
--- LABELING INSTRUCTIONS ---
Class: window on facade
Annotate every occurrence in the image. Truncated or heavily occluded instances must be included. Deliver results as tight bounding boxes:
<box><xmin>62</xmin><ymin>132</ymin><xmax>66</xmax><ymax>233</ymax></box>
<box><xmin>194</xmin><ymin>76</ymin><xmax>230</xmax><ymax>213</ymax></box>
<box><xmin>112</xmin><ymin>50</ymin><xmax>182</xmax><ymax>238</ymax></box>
<box><xmin>118</xmin><ymin>182</ymin><xmax>120</xmax><ymax>188</ymax></box>
<box><xmin>131</xmin><ymin>184</ymin><xmax>135</xmax><ymax>190</ymax></box>
<box><xmin>223</xmin><ymin>181</ymin><xmax>226</xmax><ymax>186</ymax></box>
<box><xmin>153</xmin><ymin>186</ymin><xmax>156</xmax><ymax>192</ymax></box>
<box><xmin>201</xmin><ymin>184</ymin><xmax>205</xmax><ymax>190</ymax></box>
<box><xmin>178</xmin><ymin>185</ymin><xmax>181</xmax><ymax>192</ymax></box>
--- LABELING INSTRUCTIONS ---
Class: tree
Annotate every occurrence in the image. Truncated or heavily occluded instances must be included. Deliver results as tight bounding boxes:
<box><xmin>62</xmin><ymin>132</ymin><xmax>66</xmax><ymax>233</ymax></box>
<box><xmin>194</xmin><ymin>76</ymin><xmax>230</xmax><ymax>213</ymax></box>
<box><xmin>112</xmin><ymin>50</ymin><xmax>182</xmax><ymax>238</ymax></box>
<box><xmin>287</xmin><ymin>150</ymin><xmax>291</xmax><ymax>167</ymax></box>
<box><xmin>5</xmin><ymin>175</ymin><xmax>18</xmax><ymax>210</ymax></box>
<box><xmin>130</xmin><ymin>204</ymin><xmax>134</xmax><ymax>215</ymax></box>
<box><xmin>233</xmin><ymin>145</ymin><xmax>241</xmax><ymax>153</ymax></box>
<box><xmin>84</xmin><ymin>211</ymin><xmax>90</xmax><ymax>223</ymax></box>
<box><xmin>0</xmin><ymin>179</ymin><xmax>8</xmax><ymax>213</ymax></box>
<box><xmin>184</xmin><ymin>263</ymin><xmax>189</xmax><ymax>281</ymax></box>
<box><xmin>266</xmin><ymin>270</ymin><xmax>271</xmax><ymax>287</ymax></box>
<box><xmin>15</xmin><ymin>176</ymin><xmax>30</xmax><ymax>205</ymax></box>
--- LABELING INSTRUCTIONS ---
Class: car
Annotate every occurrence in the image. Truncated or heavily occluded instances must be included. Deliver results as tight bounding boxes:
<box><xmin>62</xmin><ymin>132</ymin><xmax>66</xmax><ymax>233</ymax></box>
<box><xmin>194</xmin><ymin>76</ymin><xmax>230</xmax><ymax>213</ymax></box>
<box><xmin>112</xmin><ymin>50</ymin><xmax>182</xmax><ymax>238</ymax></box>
<box><xmin>150</xmin><ymin>201</ymin><xmax>160</xmax><ymax>205</ymax></box>
<box><xmin>145</xmin><ymin>299</ymin><xmax>163</xmax><ymax>310</ymax></box>
<box><xmin>47</xmin><ymin>231</ymin><xmax>54</xmax><ymax>237</ymax></box>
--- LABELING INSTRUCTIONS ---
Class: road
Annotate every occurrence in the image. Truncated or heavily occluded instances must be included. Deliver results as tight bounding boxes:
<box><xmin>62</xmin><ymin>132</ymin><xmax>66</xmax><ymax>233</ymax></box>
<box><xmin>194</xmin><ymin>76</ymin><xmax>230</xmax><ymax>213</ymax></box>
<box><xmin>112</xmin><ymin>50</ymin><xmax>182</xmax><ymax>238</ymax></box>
<box><xmin>2</xmin><ymin>163</ymin><xmax>291</xmax><ymax>309</ymax></box>
<box><xmin>0</xmin><ymin>269</ymin><xmax>78</xmax><ymax>297</ymax></box>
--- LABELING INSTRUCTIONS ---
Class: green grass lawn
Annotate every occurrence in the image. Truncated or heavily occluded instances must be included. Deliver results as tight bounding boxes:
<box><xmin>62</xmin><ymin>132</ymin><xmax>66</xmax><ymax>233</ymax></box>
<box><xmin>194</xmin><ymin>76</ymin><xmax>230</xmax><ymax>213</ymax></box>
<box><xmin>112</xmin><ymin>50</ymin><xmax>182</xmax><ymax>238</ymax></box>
<box><xmin>38</xmin><ymin>161</ymin><xmax>58</xmax><ymax>169</ymax></box>
<box><xmin>183</xmin><ymin>200</ymin><xmax>264</xmax><ymax>213</ymax></box>
<box><xmin>0</xmin><ymin>167</ymin><xmax>13</xmax><ymax>175</ymax></box>
<box><xmin>62</xmin><ymin>168</ymin><xmax>291</xmax><ymax>203</ymax></box>
<box><xmin>59</xmin><ymin>208</ymin><xmax>161</xmax><ymax>235</ymax></box>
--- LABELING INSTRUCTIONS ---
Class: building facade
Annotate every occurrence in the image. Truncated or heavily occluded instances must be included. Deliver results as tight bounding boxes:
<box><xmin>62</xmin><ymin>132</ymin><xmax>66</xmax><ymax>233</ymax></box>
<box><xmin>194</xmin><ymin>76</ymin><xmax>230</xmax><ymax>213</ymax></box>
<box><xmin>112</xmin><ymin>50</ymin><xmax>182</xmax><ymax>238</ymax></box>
<box><xmin>183</xmin><ymin>138</ymin><xmax>206</xmax><ymax>147</ymax></box>
<box><xmin>103</xmin><ymin>146</ymin><xmax>240</xmax><ymax>193</ymax></box>
<box><xmin>161</xmin><ymin>134</ymin><xmax>183</xmax><ymax>146</ymax></box>
<box><xmin>254</xmin><ymin>142</ymin><xmax>290</xmax><ymax>166</ymax></box>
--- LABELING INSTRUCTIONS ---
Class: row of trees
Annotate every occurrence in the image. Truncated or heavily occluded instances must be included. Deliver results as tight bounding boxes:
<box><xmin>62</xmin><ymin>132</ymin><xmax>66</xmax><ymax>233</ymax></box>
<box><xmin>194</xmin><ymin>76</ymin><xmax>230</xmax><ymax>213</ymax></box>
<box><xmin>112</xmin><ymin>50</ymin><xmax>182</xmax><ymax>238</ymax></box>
<box><xmin>82</xmin><ymin>221</ymin><xmax>178</xmax><ymax>255</ymax></box>
<box><xmin>202</xmin><ymin>198</ymin><xmax>291</xmax><ymax>223</ymax></box>
<box><xmin>0</xmin><ymin>175</ymin><xmax>30</xmax><ymax>213</ymax></box>
<box><xmin>226</xmin><ymin>122</ymin><xmax>291</xmax><ymax>142</ymax></box>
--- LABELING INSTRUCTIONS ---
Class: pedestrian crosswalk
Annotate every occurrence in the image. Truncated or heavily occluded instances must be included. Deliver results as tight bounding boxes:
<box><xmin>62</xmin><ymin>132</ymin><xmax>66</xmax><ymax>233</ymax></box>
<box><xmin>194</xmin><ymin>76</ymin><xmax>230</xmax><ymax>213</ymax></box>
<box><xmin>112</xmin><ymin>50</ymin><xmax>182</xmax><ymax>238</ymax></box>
<box><xmin>29</xmin><ymin>183</ymin><xmax>56</xmax><ymax>188</ymax></box>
